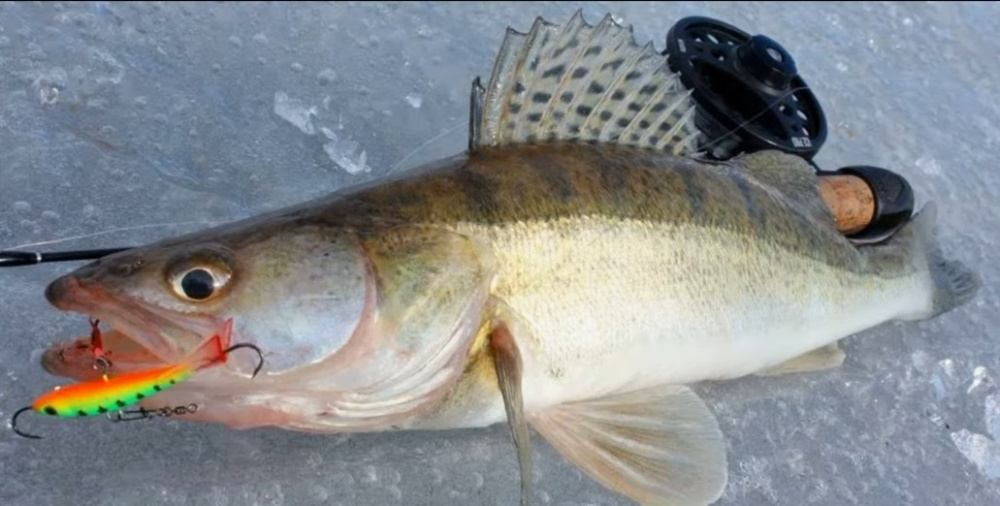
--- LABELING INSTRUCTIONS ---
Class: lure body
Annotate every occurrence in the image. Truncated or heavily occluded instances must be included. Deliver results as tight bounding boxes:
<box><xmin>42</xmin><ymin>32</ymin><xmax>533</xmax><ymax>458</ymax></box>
<box><xmin>31</xmin><ymin>364</ymin><xmax>194</xmax><ymax>418</ymax></box>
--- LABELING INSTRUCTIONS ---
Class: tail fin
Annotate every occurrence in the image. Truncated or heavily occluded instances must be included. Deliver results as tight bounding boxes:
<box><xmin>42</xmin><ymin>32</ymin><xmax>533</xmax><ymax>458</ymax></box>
<box><xmin>182</xmin><ymin>319</ymin><xmax>235</xmax><ymax>371</ymax></box>
<box><xmin>893</xmin><ymin>203</ymin><xmax>980</xmax><ymax>321</ymax></box>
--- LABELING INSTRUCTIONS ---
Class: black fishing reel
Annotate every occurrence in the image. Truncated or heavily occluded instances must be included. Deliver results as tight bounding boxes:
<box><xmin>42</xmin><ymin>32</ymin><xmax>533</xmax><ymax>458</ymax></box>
<box><xmin>664</xmin><ymin>16</ymin><xmax>913</xmax><ymax>242</ymax></box>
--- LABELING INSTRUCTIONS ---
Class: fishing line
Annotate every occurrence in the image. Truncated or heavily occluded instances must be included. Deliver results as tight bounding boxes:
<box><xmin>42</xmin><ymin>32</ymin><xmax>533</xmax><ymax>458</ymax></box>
<box><xmin>2</xmin><ymin>221</ymin><xmax>221</xmax><ymax>251</ymax></box>
<box><xmin>388</xmin><ymin>120</ymin><xmax>468</xmax><ymax>176</ymax></box>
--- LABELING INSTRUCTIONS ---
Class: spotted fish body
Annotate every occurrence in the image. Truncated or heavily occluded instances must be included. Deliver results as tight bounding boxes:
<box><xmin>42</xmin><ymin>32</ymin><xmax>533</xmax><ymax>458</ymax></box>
<box><xmin>39</xmin><ymin>11</ymin><xmax>979</xmax><ymax>506</ymax></box>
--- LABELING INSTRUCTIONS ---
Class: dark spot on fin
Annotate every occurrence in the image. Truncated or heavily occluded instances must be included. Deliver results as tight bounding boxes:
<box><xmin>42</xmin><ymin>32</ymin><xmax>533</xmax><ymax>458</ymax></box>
<box><xmin>532</xmin><ymin>92</ymin><xmax>552</xmax><ymax>104</ymax></box>
<box><xmin>542</xmin><ymin>65</ymin><xmax>565</xmax><ymax>79</ymax></box>
<box><xmin>602</xmin><ymin>58</ymin><xmax>625</xmax><ymax>71</ymax></box>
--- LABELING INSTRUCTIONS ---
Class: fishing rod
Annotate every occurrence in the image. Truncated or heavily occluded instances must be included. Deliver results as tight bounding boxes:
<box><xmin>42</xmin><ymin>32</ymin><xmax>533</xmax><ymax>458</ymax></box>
<box><xmin>0</xmin><ymin>15</ymin><xmax>914</xmax><ymax>268</ymax></box>
<box><xmin>0</xmin><ymin>248</ymin><xmax>133</xmax><ymax>268</ymax></box>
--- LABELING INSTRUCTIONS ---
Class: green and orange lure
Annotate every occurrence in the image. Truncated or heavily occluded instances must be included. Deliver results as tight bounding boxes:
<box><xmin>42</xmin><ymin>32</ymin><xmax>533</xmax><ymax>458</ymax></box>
<box><xmin>11</xmin><ymin>318</ymin><xmax>264</xmax><ymax>439</ymax></box>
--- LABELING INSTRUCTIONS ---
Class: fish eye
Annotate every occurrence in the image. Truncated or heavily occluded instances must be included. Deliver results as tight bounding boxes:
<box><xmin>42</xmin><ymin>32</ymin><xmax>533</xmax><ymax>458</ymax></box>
<box><xmin>180</xmin><ymin>269</ymin><xmax>216</xmax><ymax>300</ymax></box>
<box><xmin>165</xmin><ymin>246</ymin><xmax>235</xmax><ymax>303</ymax></box>
<box><xmin>172</xmin><ymin>267</ymin><xmax>230</xmax><ymax>302</ymax></box>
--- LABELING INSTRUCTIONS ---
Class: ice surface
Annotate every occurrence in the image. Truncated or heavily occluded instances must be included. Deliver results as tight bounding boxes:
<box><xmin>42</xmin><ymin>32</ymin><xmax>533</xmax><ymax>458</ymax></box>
<box><xmin>0</xmin><ymin>2</ymin><xmax>997</xmax><ymax>505</ymax></box>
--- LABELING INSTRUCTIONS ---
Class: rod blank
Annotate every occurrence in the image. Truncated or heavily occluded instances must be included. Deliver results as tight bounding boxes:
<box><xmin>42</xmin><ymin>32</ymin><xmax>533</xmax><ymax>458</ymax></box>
<box><xmin>0</xmin><ymin>247</ymin><xmax>131</xmax><ymax>267</ymax></box>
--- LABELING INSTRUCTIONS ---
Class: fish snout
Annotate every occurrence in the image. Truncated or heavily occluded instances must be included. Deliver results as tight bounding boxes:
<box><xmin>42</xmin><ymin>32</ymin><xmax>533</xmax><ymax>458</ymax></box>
<box><xmin>45</xmin><ymin>272</ymin><xmax>92</xmax><ymax>310</ymax></box>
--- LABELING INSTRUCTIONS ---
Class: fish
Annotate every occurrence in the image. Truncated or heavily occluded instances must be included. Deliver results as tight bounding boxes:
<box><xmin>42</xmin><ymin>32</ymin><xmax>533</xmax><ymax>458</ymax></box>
<box><xmin>36</xmin><ymin>11</ymin><xmax>980</xmax><ymax>506</ymax></box>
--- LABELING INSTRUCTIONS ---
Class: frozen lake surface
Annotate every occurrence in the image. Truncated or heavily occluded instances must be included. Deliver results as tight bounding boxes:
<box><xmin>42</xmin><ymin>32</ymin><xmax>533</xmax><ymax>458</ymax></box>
<box><xmin>1</xmin><ymin>2</ymin><xmax>997</xmax><ymax>505</ymax></box>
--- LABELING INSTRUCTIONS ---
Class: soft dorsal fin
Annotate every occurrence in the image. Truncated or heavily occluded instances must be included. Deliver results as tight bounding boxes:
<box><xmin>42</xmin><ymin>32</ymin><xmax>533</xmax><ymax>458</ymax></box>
<box><xmin>470</xmin><ymin>10</ymin><xmax>701</xmax><ymax>155</ymax></box>
<box><xmin>735</xmin><ymin>149</ymin><xmax>834</xmax><ymax>224</ymax></box>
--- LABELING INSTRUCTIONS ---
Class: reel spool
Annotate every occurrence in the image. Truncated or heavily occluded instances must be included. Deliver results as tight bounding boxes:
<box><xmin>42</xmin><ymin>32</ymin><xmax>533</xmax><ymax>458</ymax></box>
<box><xmin>664</xmin><ymin>15</ymin><xmax>913</xmax><ymax>243</ymax></box>
<box><xmin>664</xmin><ymin>16</ymin><xmax>827</xmax><ymax>160</ymax></box>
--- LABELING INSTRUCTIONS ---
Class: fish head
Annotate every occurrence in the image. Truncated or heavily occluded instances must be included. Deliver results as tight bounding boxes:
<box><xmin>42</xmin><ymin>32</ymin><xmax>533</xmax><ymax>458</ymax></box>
<box><xmin>39</xmin><ymin>216</ymin><xmax>490</xmax><ymax>431</ymax></box>
<box><xmin>40</xmin><ymin>221</ymin><xmax>371</xmax><ymax>412</ymax></box>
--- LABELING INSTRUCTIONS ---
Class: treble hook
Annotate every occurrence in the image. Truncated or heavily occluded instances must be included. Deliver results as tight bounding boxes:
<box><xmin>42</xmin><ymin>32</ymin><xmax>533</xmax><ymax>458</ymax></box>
<box><xmin>88</xmin><ymin>317</ymin><xmax>113</xmax><ymax>373</ymax></box>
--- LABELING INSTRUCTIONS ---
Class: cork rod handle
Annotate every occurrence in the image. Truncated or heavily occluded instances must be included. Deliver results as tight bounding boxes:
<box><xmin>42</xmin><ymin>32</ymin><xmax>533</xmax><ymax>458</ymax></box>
<box><xmin>817</xmin><ymin>175</ymin><xmax>875</xmax><ymax>235</ymax></box>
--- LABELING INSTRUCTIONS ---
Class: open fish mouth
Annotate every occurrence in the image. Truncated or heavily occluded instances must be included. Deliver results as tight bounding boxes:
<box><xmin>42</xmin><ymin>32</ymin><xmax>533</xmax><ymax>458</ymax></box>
<box><xmin>41</xmin><ymin>274</ymin><xmax>223</xmax><ymax>381</ymax></box>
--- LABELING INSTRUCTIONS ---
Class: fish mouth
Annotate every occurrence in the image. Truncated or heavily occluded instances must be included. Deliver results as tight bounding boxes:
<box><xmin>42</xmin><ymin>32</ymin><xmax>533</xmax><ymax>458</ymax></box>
<box><xmin>42</xmin><ymin>274</ymin><xmax>223</xmax><ymax>381</ymax></box>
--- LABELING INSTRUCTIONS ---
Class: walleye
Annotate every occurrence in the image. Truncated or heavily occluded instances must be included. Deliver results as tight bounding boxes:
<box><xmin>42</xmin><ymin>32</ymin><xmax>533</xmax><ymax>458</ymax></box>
<box><xmin>36</xmin><ymin>11</ymin><xmax>979</xmax><ymax>506</ymax></box>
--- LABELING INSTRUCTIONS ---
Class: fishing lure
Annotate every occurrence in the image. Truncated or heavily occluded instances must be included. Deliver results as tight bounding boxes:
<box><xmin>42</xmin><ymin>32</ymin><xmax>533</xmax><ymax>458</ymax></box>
<box><xmin>11</xmin><ymin>318</ymin><xmax>264</xmax><ymax>439</ymax></box>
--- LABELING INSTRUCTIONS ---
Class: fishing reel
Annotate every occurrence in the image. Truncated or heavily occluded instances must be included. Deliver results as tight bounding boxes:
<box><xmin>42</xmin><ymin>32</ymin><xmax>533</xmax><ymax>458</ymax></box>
<box><xmin>663</xmin><ymin>16</ymin><xmax>913</xmax><ymax>243</ymax></box>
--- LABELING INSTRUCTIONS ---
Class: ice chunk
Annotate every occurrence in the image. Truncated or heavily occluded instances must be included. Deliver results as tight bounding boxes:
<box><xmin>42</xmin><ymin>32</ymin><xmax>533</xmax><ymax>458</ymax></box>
<box><xmin>322</xmin><ymin>127</ymin><xmax>370</xmax><ymax>174</ymax></box>
<box><xmin>273</xmin><ymin>91</ymin><xmax>317</xmax><ymax>135</ymax></box>
<box><xmin>951</xmin><ymin>430</ymin><xmax>1000</xmax><ymax>480</ymax></box>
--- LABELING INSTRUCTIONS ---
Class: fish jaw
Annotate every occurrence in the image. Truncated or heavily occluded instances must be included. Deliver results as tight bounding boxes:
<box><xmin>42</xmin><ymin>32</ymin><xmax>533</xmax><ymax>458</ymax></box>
<box><xmin>42</xmin><ymin>270</ymin><xmax>231</xmax><ymax>378</ymax></box>
<box><xmin>41</xmin><ymin>328</ymin><xmax>163</xmax><ymax>381</ymax></box>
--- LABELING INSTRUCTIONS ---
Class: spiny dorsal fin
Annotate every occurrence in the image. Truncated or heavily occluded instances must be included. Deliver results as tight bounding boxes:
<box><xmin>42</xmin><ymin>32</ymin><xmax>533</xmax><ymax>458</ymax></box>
<box><xmin>470</xmin><ymin>10</ymin><xmax>701</xmax><ymax>155</ymax></box>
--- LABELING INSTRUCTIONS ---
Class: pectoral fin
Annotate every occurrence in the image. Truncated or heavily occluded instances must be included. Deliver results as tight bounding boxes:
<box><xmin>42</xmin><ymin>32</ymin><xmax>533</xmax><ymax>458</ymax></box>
<box><xmin>755</xmin><ymin>342</ymin><xmax>845</xmax><ymax>377</ymax></box>
<box><xmin>490</xmin><ymin>322</ymin><xmax>534</xmax><ymax>506</ymax></box>
<box><xmin>531</xmin><ymin>385</ymin><xmax>727</xmax><ymax>506</ymax></box>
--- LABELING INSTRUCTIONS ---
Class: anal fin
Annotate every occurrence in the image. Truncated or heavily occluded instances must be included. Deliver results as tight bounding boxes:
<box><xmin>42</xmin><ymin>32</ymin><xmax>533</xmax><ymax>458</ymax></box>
<box><xmin>531</xmin><ymin>385</ymin><xmax>727</xmax><ymax>506</ymax></box>
<box><xmin>755</xmin><ymin>342</ymin><xmax>845</xmax><ymax>377</ymax></box>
